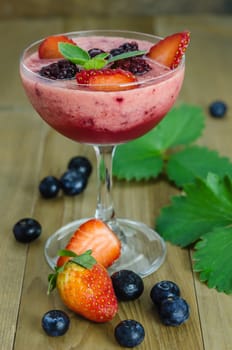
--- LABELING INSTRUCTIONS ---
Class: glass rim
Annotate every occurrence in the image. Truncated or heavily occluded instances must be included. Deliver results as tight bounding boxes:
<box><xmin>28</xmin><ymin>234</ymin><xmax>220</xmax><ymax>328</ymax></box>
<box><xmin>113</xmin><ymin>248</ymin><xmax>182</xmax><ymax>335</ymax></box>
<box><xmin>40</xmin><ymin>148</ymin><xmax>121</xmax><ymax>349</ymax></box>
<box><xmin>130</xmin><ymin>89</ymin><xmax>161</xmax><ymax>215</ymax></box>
<box><xmin>20</xmin><ymin>29</ymin><xmax>185</xmax><ymax>89</ymax></box>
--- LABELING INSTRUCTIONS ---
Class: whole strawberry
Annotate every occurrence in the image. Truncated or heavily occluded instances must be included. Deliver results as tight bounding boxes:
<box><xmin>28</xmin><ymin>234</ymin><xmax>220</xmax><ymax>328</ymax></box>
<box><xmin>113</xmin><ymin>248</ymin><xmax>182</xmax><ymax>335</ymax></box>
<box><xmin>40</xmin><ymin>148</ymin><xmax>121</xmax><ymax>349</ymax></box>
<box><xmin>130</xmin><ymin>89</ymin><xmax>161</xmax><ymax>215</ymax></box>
<box><xmin>48</xmin><ymin>250</ymin><xmax>118</xmax><ymax>323</ymax></box>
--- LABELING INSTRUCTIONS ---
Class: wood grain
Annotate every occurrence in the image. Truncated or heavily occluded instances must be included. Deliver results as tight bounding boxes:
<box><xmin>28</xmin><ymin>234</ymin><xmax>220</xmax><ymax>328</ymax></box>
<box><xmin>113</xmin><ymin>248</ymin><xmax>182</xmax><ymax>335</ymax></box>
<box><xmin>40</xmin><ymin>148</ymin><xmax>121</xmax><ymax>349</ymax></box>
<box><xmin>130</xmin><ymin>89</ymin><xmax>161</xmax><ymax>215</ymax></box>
<box><xmin>0</xmin><ymin>15</ymin><xmax>231</xmax><ymax>350</ymax></box>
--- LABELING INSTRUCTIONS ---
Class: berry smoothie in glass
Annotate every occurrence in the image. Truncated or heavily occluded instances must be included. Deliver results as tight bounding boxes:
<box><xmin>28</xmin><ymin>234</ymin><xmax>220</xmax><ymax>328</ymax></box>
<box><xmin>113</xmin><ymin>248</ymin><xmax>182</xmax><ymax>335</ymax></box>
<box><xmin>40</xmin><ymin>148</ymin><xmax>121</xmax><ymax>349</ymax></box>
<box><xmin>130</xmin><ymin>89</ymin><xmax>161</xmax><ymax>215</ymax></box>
<box><xmin>20</xmin><ymin>30</ymin><xmax>190</xmax><ymax>277</ymax></box>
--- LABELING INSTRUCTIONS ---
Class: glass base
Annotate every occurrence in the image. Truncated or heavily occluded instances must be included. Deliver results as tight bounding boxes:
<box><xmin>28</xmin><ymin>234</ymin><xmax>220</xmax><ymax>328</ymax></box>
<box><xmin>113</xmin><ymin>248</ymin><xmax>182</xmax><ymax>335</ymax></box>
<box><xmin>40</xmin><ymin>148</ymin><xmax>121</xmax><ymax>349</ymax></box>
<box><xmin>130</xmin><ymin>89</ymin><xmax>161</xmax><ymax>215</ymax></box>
<box><xmin>44</xmin><ymin>218</ymin><xmax>166</xmax><ymax>278</ymax></box>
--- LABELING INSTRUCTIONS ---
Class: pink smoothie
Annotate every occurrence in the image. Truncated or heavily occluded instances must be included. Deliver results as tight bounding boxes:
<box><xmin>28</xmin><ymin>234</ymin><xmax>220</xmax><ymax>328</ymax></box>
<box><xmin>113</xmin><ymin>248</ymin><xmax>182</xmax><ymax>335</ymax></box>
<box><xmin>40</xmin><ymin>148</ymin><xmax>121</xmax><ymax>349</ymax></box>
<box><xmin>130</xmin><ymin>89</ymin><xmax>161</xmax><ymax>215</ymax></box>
<box><xmin>20</xmin><ymin>33</ymin><xmax>185</xmax><ymax>144</ymax></box>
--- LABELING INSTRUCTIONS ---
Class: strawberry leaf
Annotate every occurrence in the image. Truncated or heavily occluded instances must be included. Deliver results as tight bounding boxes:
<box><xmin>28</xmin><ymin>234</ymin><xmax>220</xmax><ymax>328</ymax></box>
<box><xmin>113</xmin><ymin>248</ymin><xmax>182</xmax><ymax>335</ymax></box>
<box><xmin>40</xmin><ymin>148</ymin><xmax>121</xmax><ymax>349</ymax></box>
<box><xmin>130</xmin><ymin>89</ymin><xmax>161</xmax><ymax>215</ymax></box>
<box><xmin>167</xmin><ymin>146</ymin><xmax>232</xmax><ymax>187</ymax></box>
<box><xmin>156</xmin><ymin>173</ymin><xmax>232</xmax><ymax>247</ymax></box>
<box><xmin>193</xmin><ymin>227</ymin><xmax>232</xmax><ymax>294</ymax></box>
<box><xmin>58</xmin><ymin>249</ymin><xmax>97</xmax><ymax>269</ymax></box>
<box><xmin>113</xmin><ymin>105</ymin><xmax>205</xmax><ymax>180</ymax></box>
<box><xmin>149</xmin><ymin>104</ymin><xmax>205</xmax><ymax>151</ymax></box>
<box><xmin>113</xmin><ymin>130</ymin><xmax>163</xmax><ymax>180</ymax></box>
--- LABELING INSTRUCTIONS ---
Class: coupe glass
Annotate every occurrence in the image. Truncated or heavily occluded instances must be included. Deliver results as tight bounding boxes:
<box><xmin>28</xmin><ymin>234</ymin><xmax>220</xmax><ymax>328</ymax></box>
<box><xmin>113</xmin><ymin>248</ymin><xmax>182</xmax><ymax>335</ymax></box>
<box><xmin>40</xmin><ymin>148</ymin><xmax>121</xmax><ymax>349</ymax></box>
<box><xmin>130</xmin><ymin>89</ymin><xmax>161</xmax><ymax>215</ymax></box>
<box><xmin>20</xmin><ymin>30</ymin><xmax>185</xmax><ymax>277</ymax></box>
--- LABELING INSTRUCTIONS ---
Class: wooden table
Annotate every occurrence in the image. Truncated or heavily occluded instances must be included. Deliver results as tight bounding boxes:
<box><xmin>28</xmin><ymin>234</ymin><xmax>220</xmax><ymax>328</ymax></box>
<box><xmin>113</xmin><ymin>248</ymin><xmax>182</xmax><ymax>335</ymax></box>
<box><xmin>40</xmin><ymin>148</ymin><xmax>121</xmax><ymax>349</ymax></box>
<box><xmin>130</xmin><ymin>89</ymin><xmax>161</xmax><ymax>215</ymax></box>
<box><xmin>1</xmin><ymin>15</ymin><xmax>231</xmax><ymax>350</ymax></box>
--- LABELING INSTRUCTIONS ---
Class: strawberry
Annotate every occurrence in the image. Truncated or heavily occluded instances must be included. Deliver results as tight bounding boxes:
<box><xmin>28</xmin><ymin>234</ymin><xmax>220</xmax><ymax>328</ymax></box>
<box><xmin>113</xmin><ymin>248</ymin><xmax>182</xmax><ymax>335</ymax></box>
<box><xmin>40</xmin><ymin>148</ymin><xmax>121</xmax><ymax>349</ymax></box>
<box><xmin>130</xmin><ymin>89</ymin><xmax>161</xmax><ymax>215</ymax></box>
<box><xmin>56</xmin><ymin>218</ymin><xmax>121</xmax><ymax>268</ymax></box>
<box><xmin>38</xmin><ymin>35</ymin><xmax>75</xmax><ymax>59</ymax></box>
<box><xmin>147</xmin><ymin>31</ymin><xmax>190</xmax><ymax>69</ymax></box>
<box><xmin>48</xmin><ymin>250</ymin><xmax>118</xmax><ymax>323</ymax></box>
<box><xmin>76</xmin><ymin>68</ymin><xmax>137</xmax><ymax>91</ymax></box>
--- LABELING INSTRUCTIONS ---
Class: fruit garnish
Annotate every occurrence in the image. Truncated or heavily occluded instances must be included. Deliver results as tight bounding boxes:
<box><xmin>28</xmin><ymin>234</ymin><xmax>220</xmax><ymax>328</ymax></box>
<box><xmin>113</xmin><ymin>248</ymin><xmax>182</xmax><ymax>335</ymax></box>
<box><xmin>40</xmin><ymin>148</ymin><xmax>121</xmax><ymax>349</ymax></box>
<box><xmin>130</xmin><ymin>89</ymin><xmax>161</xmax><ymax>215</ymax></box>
<box><xmin>111</xmin><ymin>57</ymin><xmax>152</xmax><ymax>75</ymax></box>
<box><xmin>150</xmin><ymin>280</ymin><xmax>180</xmax><ymax>306</ymax></box>
<box><xmin>59</xmin><ymin>170</ymin><xmax>88</xmax><ymax>196</ymax></box>
<box><xmin>56</xmin><ymin>218</ymin><xmax>121</xmax><ymax>268</ymax></box>
<box><xmin>13</xmin><ymin>218</ymin><xmax>42</xmax><ymax>243</ymax></box>
<box><xmin>147</xmin><ymin>31</ymin><xmax>190</xmax><ymax>69</ymax></box>
<box><xmin>41</xmin><ymin>310</ymin><xmax>70</xmax><ymax>336</ymax></box>
<box><xmin>158</xmin><ymin>296</ymin><xmax>190</xmax><ymax>326</ymax></box>
<box><xmin>114</xmin><ymin>320</ymin><xmax>145</xmax><ymax>347</ymax></box>
<box><xmin>48</xmin><ymin>249</ymin><xmax>118</xmax><ymax>323</ymax></box>
<box><xmin>39</xmin><ymin>60</ymin><xmax>79</xmax><ymax>80</ymax></box>
<box><xmin>67</xmin><ymin>155</ymin><xmax>92</xmax><ymax>177</ymax></box>
<box><xmin>111</xmin><ymin>270</ymin><xmax>144</xmax><ymax>301</ymax></box>
<box><xmin>209</xmin><ymin>101</ymin><xmax>227</xmax><ymax>118</ymax></box>
<box><xmin>76</xmin><ymin>68</ymin><xmax>138</xmax><ymax>91</ymax></box>
<box><xmin>39</xmin><ymin>176</ymin><xmax>61</xmax><ymax>199</ymax></box>
<box><xmin>38</xmin><ymin>35</ymin><xmax>76</xmax><ymax>59</ymax></box>
<box><xmin>58</xmin><ymin>42</ymin><xmax>146</xmax><ymax>70</ymax></box>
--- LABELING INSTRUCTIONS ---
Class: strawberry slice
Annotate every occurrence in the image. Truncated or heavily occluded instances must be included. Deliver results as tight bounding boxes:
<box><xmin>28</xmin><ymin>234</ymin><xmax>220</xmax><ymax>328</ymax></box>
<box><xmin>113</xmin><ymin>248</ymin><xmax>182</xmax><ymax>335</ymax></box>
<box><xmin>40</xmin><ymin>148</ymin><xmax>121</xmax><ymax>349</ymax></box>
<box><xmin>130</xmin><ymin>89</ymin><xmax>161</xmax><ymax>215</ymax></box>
<box><xmin>57</xmin><ymin>219</ymin><xmax>121</xmax><ymax>268</ymax></box>
<box><xmin>147</xmin><ymin>31</ymin><xmax>190</xmax><ymax>69</ymax></box>
<box><xmin>38</xmin><ymin>35</ymin><xmax>75</xmax><ymax>59</ymax></box>
<box><xmin>76</xmin><ymin>68</ymin><xmax>137</xmax><ymax>91</ymax></box>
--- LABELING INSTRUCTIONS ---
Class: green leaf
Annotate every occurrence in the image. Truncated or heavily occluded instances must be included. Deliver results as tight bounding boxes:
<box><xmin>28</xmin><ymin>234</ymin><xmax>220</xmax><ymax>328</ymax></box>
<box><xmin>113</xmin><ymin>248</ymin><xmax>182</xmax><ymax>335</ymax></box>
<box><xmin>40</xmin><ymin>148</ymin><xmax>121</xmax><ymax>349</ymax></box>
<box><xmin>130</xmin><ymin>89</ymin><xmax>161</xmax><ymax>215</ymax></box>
<box><xmin>193</xmin><ymin>227</ymin><xmax>232</xmax><ymax>294</ymax></box>
<box><xmin>107</xmin><ymin>50</ymin><xmax>146</xmax><ymax>63</ymax></box>
<box><xmin>113</xmin><ymin>104</ymin><xmax>205</xmax><ymax>181</ymax></box>
<box><xmin>58</xmin><ymin>249</ymin><xmax>96</xmax><ymax>269</ymax></box>
<box><xmin>149</xmin><ymin>104</ymin><xmax>205</xmax><ymax>151</ymax></box>
<box><xmin>167</xmin><ymin>145</ymin><xmax>232</xmax><ymax>187</ymax></box>
<box><xmin>156</xmin><ymin>173</ymin><xmax>232</xmax><ymax>247</ymax></box>
<box><xmin>58</xmin><ymin>42</ymin><xmax>90</xmax><ymax>65</ymax></box>
<box><xmin>59</xmin><ymin>43</ymin><xmax>146</xmax><ymax>70</ymax></box>
<box><xmin>113</xmin><ymin>129</ymin><xmax>163</xmax><ymax>181</ymax></box>
<box><xmin>83</xmin><ymin>54</ymin><xmax>108</xmax><ymax>70</ymax></box>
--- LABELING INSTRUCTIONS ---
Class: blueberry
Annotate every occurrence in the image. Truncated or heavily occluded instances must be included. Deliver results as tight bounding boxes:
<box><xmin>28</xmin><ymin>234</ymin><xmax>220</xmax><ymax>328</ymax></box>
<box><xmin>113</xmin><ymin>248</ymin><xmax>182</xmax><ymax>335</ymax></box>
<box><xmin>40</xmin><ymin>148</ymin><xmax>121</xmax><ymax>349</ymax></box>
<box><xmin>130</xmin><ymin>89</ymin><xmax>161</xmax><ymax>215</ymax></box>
<box><xmin>150</xmin><ymin>280</ymin><xmax>180</xmax><ymax>306</ymax></box>
<box><xmin>114</xmin><ymin>319</ymin><xmax>145</xmax><ymax>348</ymax></box>
<box><xmin>13</xmin><ymin>218</ymin><xmax>42</xmax><ymax>243</ymax></box>
<box><xmin>39</xmin><ymin>176</ymin><xmax>61</xmax><ymax>198</ymax></box>
<box><xmin>60</xmin><ymin>170</ymin><xmax>87</xmax><ymax>196</ymax></box>
<box><xmin>209</xmin><ymin>101</ymin><xmax>227</xmax><ymax>118</ymax></box>
<box><xmin>158</xmin><ymin>296</ymin><xmax>190</xmax><ymax>326</ymax></box>
<box><xmin>67</xmin><ymin>156</ymin><xmax>92</xmax><ymax>178</ymax></box>
<box><xmin>111</xmin><ymin>270</ymin><xmax>144</xmax><ymax>301</ymax></box>
<box><xmin>41</xmin><ymin>310</ymin><xmax>70</xmax><ymax>336</ymax></box>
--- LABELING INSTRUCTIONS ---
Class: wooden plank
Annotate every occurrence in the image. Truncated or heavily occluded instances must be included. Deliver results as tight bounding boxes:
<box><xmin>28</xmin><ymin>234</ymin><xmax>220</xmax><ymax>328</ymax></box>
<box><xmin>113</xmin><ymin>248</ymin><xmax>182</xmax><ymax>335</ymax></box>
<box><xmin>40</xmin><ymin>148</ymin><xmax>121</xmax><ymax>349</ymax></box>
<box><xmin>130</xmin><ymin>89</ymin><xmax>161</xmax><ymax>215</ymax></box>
<box><xmin>155</xmin><ymin>15</ymin><xmax>232</xmax><ymax>350</ymax></box>
<box><xmin>0</xmin><ymin>109</ymin><xmax>46</xmax><ymax>350</ymax></box>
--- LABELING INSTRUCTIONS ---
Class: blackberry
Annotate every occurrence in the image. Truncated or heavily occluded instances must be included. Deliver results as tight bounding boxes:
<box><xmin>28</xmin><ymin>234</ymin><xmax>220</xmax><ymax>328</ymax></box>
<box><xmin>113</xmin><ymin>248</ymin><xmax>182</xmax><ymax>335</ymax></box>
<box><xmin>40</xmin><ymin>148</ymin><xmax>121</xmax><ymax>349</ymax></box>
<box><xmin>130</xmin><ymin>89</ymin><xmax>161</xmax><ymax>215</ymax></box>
<box><xmin>119</xmin><ymin>41</ymin><xmax>139</xmax><ymax>52</ymax></box>
<box><xmin>88</xmin><ymin>48</ymin><xmax>106</xmax><ymax>58</ymax></box>
<box><xmin>39</xmin><ymin>60</ymin><xmax>79</xmax><ymax>80</ymax></box>
<box><xmin>110</xmin><ymin>41</ymin><xmax>139</xmax><ymax>57</ymax></box>
<box><xmin>112</xmin><ymin>57</ymin><xmax>151</xmax><ymax>75</ymax></box>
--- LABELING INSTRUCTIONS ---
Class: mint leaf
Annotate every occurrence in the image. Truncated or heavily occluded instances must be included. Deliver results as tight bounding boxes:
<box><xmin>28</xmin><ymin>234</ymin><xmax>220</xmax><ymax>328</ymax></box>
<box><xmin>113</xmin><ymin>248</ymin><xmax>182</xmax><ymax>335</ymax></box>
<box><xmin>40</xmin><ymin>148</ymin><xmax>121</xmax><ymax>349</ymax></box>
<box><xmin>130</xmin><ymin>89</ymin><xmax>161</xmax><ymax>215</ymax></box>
<box><xmin>167</xmin><ymin>146</ymin><xmax>232</xmax><ymax>187</ymax></box>
<box><xmin>59</xmin><ymin>43</ymin><xmax>147</xmax><ymax>70</ymax></box>
<box><xmin>193</xmin><ymin>227</ymin><xmax>232</xmax><ymax>294</ymax></box>
<box><xmin>58</xmin><ymin>43</ymin><xmax>90</xmax><ymax>65</ymax></box>
<box><xmin>83</xmin><ymin>53</ymin><xmax>109</xmax><ymax>70</ymax></box>
<box><xmin>107</xmin><ymin>50</ymin><xmax>146</xmax><ymax>63</ymax></box>
<box><xmin>156</xmin><ymin>173</ymin><xmax>232</xmax><ymax>247</ymax></box>
<box><xmin>113</xmin><ymin>129</ymin><xmax>163</xmax><ymax>180</ymax></box>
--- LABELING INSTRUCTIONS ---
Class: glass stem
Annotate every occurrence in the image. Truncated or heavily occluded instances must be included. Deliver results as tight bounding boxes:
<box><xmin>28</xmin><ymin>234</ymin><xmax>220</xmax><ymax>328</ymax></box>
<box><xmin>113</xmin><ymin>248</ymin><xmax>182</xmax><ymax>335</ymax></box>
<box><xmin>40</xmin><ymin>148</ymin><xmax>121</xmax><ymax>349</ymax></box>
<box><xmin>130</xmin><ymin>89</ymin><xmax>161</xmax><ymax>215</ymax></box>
<box><xmin>94</xmin><ymin>145</ymin><xmax>116</xmax><ymax>223</ymax></box>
